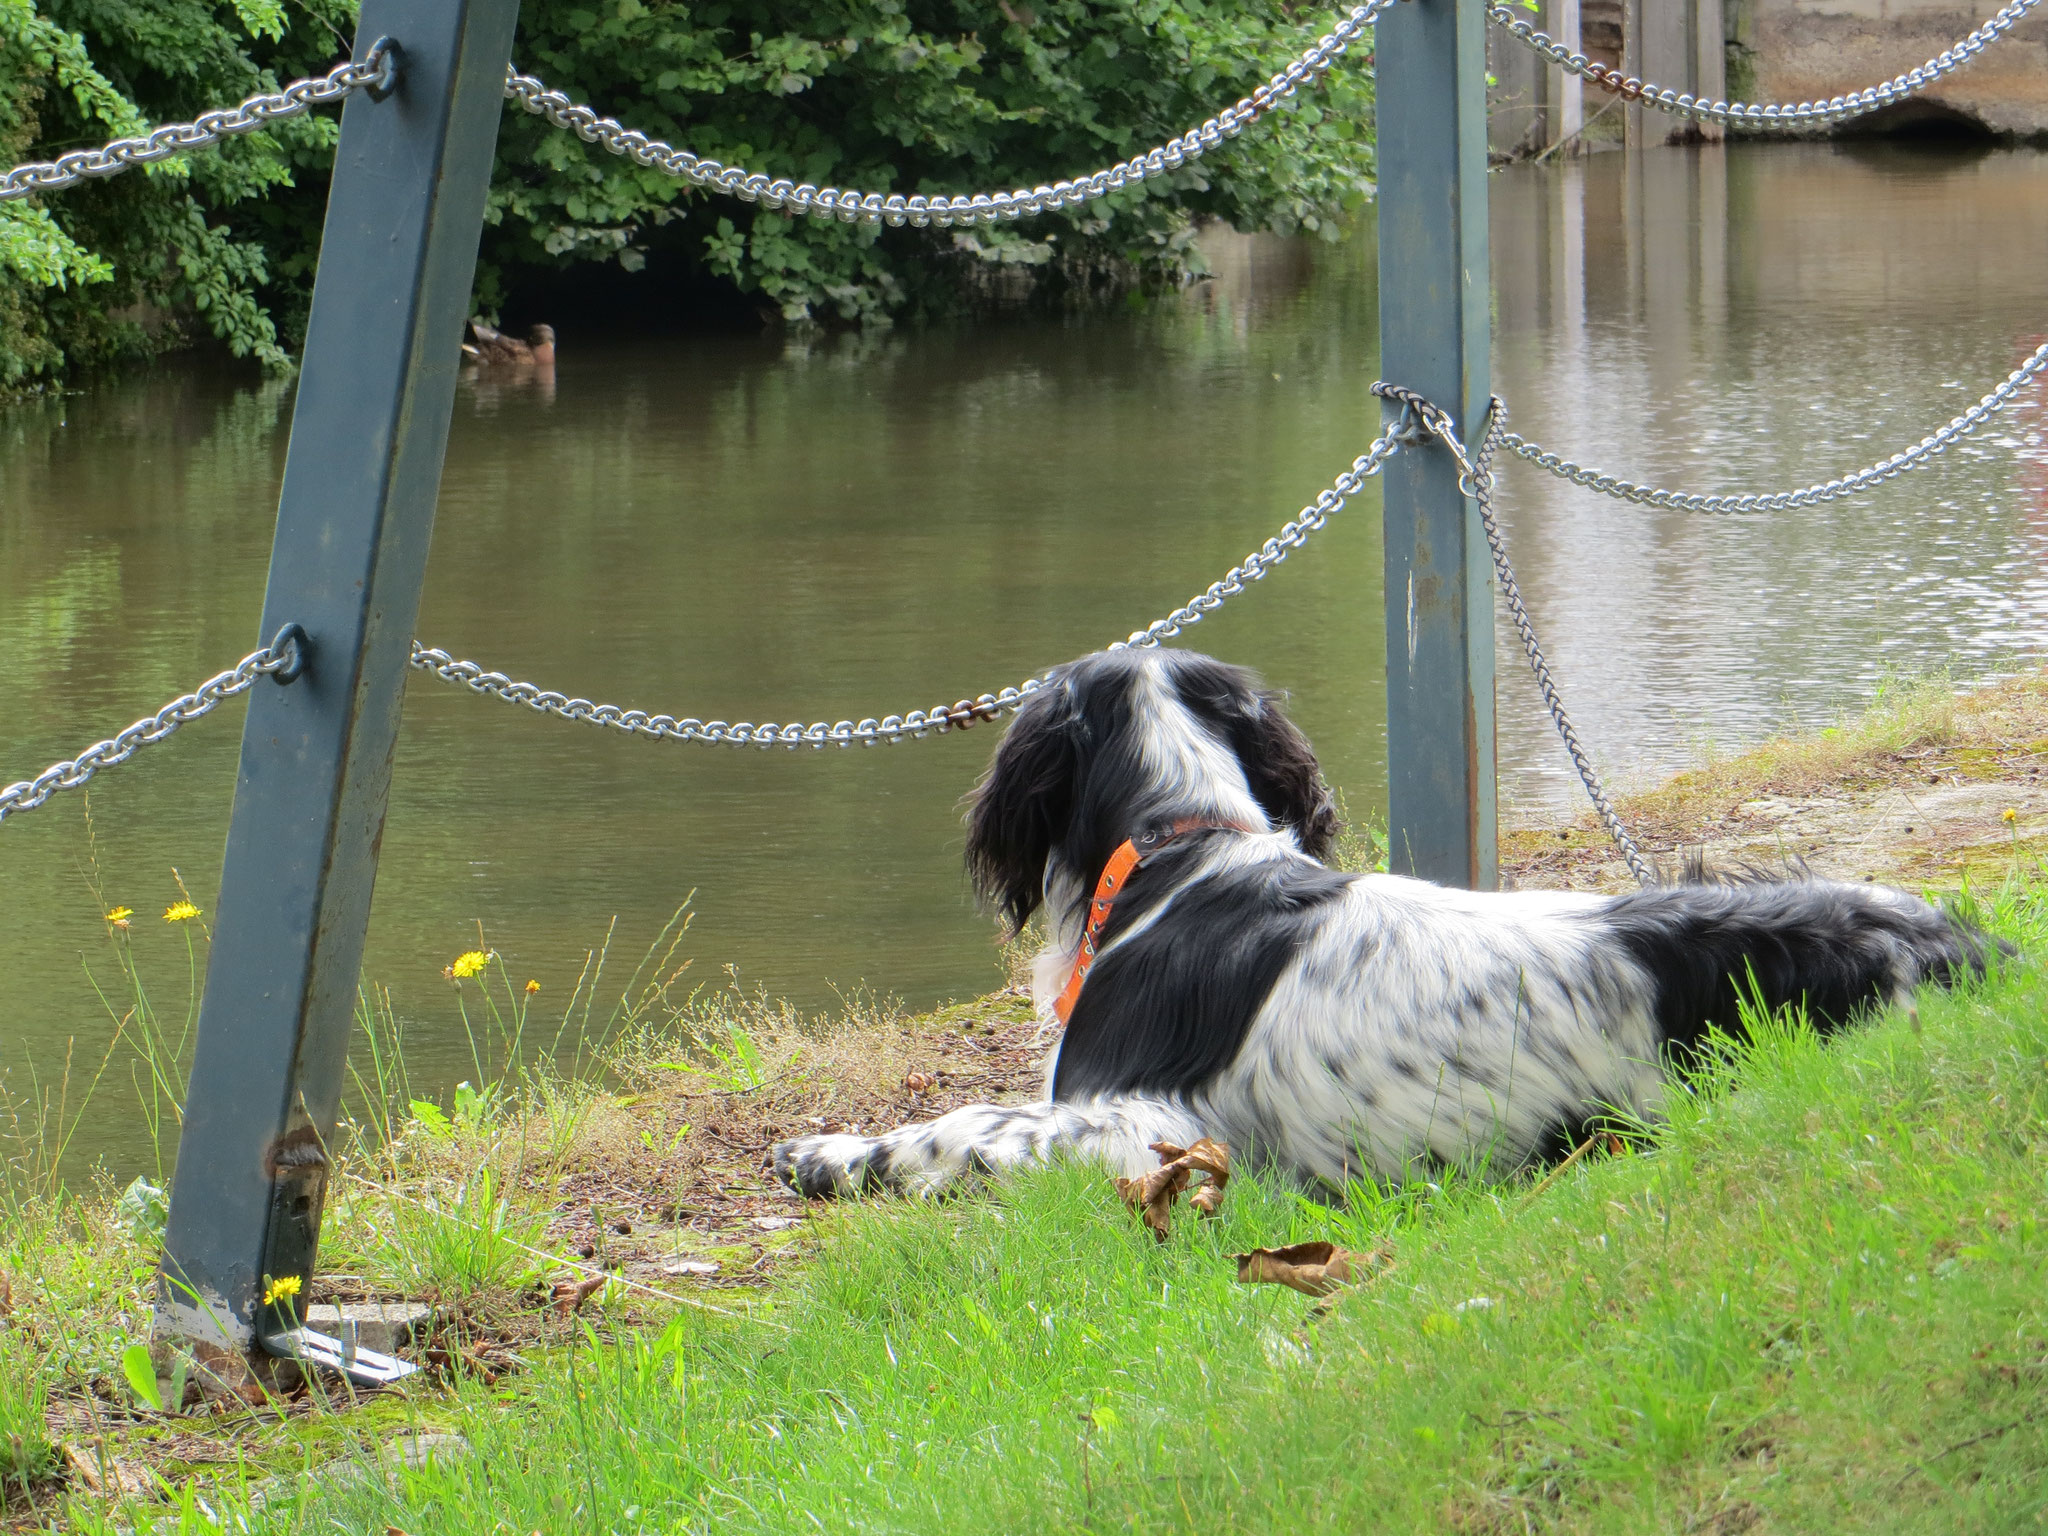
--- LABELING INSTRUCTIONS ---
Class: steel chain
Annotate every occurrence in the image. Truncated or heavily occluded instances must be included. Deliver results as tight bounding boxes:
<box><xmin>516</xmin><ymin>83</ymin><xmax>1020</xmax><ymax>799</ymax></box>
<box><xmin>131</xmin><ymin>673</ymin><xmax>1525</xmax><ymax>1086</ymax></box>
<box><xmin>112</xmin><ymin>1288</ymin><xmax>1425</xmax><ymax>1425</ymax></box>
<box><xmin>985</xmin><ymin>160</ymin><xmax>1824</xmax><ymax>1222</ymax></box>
<box><xmin>1375</xmin><ymin>383</ymin><xmax>1653</xmax><ymax>887</ymax></box>
<box><xmin>501</xmin><ymin>0</ymin><xmax>1393</xmax><ymax>230</ymax></box>
<box><xmin>0</xmin><ymin>629</ymin><xmax>305</xmax><ymax>824</ymax></box>
<box><xmin>408</xmin><ymin>429</ymin><xmax>1403</xmax><ymax>747</ymax></box>
<box><xmin>1488</xmin><ymin>0</ymin><xmax>2041</xmax><ymax>128</ymax></box>
<box><xmin>1505</xmin><ymin>341</ymin><xmax>2048</xmax><ymax>513</ymax></box>
<box><xmin>14</xmin><ymin>0</ymin><xmax>2039</xmax><ymax>204</ymax></box>
<box><xmin>0</xmin><ymin>46</ymin><xmax>394</xmax><ymax>203</ymax></box>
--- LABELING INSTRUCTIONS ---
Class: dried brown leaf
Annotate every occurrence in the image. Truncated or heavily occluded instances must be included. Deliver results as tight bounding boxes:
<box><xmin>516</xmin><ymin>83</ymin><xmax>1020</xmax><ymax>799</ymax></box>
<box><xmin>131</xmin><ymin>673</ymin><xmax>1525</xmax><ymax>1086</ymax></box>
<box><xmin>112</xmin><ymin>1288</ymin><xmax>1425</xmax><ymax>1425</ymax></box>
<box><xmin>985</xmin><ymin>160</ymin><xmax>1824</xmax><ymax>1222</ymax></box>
<box><xmin>1115</xmin><ymin>1161</ymin><xmax>1191</xmax><ymax>1242</ymax></box>
<box><xmin>1179</xmin><ymin>1138</ymin><xmax>1231</xmax><ymax>1185</ymax></box>
<box><xmin>1119</xmin><ymin>1138</ymin><xmax>1231</xmax><ymax>1238</ymax></box>
<box><xmin>1183</xmin><ymin>1138</ymin><xmax>1230</xmax><ymax>1216</ymax></box>
<box><xmin>549</xmin><ymin>1274</ymin><xmax>608</xmax><ymax>1314</ymax></box>
<box><xmin>1232</xmin><ymin>1240</ymin><xmax>1387</xmax><ymax>1297</ymax></box>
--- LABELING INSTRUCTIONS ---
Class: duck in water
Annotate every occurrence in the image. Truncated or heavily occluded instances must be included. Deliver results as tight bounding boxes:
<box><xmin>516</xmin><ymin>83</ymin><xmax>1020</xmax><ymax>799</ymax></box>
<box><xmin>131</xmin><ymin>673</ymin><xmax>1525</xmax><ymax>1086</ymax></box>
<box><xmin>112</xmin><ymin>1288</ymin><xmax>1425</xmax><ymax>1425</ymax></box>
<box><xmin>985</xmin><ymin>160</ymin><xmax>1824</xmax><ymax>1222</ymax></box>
<box><xmin>462</xmin><ymin>319</ymin><xmax>556</xmax><ymax>368</ymax></box>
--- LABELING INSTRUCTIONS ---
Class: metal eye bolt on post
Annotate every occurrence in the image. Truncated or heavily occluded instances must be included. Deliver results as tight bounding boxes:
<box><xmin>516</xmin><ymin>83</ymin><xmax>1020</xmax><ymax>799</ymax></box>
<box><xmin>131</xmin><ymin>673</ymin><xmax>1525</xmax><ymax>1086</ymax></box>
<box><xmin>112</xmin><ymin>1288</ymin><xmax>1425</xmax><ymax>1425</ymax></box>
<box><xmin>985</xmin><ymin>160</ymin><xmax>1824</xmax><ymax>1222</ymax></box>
<box><xmin>1376</xmin><ymin>0</ymin><xmax>1496</xmax><ymax>888</ymax></box>
<box><xmin>153</xmin><ymin>0</ymin><xmax>524</xmax><ymax>1387</ymax></box>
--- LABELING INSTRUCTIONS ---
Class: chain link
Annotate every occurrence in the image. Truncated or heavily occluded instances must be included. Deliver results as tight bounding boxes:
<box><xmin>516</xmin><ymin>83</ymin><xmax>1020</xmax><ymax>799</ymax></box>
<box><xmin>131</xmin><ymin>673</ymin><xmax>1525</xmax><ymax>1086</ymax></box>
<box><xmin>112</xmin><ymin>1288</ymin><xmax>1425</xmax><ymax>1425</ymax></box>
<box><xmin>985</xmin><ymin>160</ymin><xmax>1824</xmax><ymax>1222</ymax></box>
<box><xmin>0</xmin><ymin>628</ymin><xmax>305</xmax><ymax>824</ymax></box>
<box><xmin>13</xmin><ymin>0</ymin><xmax>2036</xmax><ymax>207</ymax></box>
<box><xmin>0</xmin><ymin>46</ymin><xmax>394</xmax><ymax>204</ymax></box>
<box><xmin>410</xmin><ymin>429</ymin><xmax>1402</xmax><ymax>747</ymax></box>
<box><xmin>1505</xmin><ymin>340</ymin><xmax>2048</xmax><ymax>513</ymax></box>
<box><xmin>502</xmin><ymin>0</ymin><xmax>1391</xmax><ymax>230</ymax></box>
<box><xmin>1488</xmin><ymin>0</ymin><xmax>2041</xmax><ymax>128</ymax></box>
<box><xmin>1375</xmin><ymin>383</ymin><xmax>1653</xmax><ymax>887</ymax></box>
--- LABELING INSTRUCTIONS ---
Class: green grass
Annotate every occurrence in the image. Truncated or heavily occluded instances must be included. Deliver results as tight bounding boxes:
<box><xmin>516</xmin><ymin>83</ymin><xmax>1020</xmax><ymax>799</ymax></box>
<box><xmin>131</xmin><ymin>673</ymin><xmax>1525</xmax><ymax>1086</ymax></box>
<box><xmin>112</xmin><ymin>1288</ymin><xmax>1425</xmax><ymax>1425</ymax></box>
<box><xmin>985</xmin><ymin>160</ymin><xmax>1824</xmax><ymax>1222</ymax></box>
<box><xmin>69</xmin><ymin>888</ymin><xmax>2048</xmax><ymax>1534</ymax></box>
<box><xmin>0</xmin><ymin>1334</ymin><xmax>55</xmax><ymax>1502</ymax></box>
<box><xmin>360</xmin><ymin>1167</ymin><xmax>551</xmax><ymax>1302</ymax></box>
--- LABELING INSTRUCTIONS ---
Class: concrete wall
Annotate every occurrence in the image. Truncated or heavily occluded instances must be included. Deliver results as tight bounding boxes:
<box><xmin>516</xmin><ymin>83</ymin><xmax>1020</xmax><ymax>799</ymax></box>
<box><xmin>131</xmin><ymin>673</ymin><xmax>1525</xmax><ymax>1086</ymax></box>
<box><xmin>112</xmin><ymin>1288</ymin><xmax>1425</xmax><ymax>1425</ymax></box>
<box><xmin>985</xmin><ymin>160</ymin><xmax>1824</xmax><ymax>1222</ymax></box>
<box><xmin>1489</xmin><ymin>0</ymin><xmax>2048</xmax><ymax>157</ymax></box>
<box><xmin>1738</xmin><ymin>0</ymin><xmax>2048</xmax><ymax>136</ymax></box>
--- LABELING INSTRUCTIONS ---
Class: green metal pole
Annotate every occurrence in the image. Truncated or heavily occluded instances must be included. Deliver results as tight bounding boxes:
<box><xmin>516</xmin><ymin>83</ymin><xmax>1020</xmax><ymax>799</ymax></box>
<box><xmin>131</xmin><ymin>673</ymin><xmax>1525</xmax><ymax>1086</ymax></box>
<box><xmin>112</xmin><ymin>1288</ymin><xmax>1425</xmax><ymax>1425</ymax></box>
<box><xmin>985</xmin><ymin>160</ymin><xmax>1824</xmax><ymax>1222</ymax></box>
<box><xmin>1376</xmin><ymin>0</ymin><xmax>1497</xmax><ymax>889</ymax></box>
<box><xmin>156</xmin><ymin>0</ymin><xmax>521</xmax><ymax>1383</ymax></box>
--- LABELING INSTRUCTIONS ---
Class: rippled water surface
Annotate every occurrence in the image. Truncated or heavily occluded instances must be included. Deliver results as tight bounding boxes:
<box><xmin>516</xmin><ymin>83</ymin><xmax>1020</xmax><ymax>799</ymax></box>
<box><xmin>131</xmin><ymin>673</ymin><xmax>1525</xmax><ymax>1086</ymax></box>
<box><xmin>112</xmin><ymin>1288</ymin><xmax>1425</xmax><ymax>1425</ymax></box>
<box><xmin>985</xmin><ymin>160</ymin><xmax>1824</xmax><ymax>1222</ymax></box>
<box><xmin>6</xmin><ymin>140</ymin><xmax>2046</xmax><ymax>1168</ymax></box>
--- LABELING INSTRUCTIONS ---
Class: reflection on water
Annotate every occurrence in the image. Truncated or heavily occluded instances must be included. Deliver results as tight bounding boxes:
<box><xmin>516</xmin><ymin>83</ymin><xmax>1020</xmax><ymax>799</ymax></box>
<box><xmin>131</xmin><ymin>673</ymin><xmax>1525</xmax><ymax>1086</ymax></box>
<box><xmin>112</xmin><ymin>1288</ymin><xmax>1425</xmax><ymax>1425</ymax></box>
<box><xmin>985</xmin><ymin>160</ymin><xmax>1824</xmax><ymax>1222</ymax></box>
<box><xmin>1</xmin><ymin>223</ymin><xmax>1387</xmax><ymax>1171</ymax></box>
<box><xmin>4</xmin><ymin>139</ymin><xmax>2047</xmax><ymax>1169</ymax></box>
<box><xmin>1489</xmin><ymin>142</ymin><xmax>2048</xmax><ymax>809</ymax></box>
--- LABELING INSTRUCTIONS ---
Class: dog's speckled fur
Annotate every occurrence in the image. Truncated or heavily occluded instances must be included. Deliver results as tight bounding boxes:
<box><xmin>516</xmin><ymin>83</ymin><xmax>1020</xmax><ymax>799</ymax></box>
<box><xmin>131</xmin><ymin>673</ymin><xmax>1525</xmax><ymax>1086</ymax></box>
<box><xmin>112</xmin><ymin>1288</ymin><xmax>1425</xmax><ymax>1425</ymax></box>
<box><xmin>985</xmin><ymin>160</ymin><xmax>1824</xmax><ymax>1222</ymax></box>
<box><xmin>773</xmin><ymin>649</ymin><xmax>1989</xmax><ymax>1197</ymax></box>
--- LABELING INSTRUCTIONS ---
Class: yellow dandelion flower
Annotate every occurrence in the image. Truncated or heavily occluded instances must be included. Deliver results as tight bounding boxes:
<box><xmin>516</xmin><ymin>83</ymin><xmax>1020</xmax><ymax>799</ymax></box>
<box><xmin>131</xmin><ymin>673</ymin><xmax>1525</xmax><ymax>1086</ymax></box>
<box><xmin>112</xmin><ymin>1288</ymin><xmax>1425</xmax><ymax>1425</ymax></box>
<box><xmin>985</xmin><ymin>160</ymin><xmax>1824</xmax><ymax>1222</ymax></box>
<box><xmin>2003</xmin><ymin>807</ymin><xmax>2019</xmax><ymax>824</ymax></box>
<box><xmin>524</xmin><ymin>979</ymin><xmax>540</xmax><ymax>995</ymax></box>
<box><xmin>163</xmin><ymin>901</ymin><xmax>201</xmax><ymax>924</ymax></box>
<box><xmin>450</xmin><ymin>949</ymin><xmax>490</xmax><ymax>980</ymax></box>
<box><xmin>260</xmin><ymin>1274</ymin><xmax>302</xmax><ymax>1307</ymax></box>
<box><xmin>105</xmin><ymin>907</ymin><xmax>133</xmax><ymax>924</ymax></box>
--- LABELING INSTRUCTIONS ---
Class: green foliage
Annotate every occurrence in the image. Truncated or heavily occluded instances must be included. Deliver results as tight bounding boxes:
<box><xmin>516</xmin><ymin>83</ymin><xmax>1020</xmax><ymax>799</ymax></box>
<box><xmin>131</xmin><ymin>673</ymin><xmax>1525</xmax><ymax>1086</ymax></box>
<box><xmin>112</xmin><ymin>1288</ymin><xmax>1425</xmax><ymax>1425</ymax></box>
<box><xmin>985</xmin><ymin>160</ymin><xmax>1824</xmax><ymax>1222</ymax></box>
<box><xmin>116</xmin><ymin>1339</ymin><xmax>190</xmax><ymax>1415</ymax></box>
<box><xmin>491</xmin><ymin>0</ymin><xmax>1378</xmax><ymax>323</ymax></box>
<box><xmin>1</xmin><ymin>1</ymin><xmax>1377</xmax><ymax>385</ymax></box>
<box><xmin>111</xmin><ymin>1173</ymin><xmax>168</xmax><ymax>1243</ymax></box>
<box><xmin>0</xmin><ymin>0</ymin><xmax>353</xmax><ymax>385</ymax></box>
<box><xmin>653</xmin><ymin>1021</ymin><xmax>782</xmax><ymax>1091</ymax></box>
<box><xmin>406</xmin><ymin>1080</ymin><xmax>501</xmax><ymax>1141</ymax></box>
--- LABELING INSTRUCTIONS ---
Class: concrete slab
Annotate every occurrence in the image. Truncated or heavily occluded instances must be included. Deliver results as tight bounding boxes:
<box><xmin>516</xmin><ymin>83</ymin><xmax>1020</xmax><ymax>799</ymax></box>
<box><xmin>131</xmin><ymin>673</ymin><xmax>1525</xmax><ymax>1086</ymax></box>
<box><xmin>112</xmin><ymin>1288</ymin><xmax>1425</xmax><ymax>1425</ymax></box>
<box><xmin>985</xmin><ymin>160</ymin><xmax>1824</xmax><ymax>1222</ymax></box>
<box><xmin>302</xmin><ymin>1301</ymin><xmax>435</xmax><ymax>1354</ymax></box>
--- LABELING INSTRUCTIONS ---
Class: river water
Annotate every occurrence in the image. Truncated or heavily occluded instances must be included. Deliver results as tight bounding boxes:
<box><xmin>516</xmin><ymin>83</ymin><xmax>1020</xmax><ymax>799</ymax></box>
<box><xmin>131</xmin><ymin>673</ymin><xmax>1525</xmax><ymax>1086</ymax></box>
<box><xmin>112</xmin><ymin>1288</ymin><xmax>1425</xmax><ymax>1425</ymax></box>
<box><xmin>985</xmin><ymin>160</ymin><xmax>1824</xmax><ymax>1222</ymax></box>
<box><xmin>5</xmin><ymin>141</ymin><xmax>2047</xmax><ymax>1171</ymax></box>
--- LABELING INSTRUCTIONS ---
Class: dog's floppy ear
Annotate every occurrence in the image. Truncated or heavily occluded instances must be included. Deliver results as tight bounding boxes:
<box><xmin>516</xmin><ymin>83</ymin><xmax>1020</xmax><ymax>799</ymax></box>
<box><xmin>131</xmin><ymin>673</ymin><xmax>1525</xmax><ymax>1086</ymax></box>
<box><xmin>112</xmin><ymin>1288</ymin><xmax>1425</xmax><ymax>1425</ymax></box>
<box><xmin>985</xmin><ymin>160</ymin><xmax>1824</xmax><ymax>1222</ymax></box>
<box><xmin>966</xmin><ymin>682</ymin><xmax>1082</xmax><ymax>934</ymax></box>
<box><xmin>1226</xmin><ymin>689</ymin><xmax>1339</xmax><ymax>861</ymax></box>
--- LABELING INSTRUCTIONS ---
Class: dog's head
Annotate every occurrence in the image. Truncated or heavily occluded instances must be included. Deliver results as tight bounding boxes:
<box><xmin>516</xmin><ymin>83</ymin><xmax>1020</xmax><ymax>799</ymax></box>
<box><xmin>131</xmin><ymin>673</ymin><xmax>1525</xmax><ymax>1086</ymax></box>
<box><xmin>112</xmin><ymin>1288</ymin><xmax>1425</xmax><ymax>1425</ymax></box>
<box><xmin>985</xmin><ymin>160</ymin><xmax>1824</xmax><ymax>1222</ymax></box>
<box><xmin>965</xmin><ymin>648</ymin><xmax>1337</xmax><ymax>933</ymax></box>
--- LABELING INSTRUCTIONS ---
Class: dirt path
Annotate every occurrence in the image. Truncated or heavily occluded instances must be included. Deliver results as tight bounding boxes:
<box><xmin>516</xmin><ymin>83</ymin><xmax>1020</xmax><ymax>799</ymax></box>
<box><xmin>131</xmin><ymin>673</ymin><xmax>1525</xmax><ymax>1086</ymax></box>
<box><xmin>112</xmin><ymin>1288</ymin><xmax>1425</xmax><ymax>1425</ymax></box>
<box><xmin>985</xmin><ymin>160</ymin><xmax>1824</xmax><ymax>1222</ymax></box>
<box><xmin>1501</xmin><ymin>670</ymin><xmax>2048</xmax><ymax>895</ymax></box>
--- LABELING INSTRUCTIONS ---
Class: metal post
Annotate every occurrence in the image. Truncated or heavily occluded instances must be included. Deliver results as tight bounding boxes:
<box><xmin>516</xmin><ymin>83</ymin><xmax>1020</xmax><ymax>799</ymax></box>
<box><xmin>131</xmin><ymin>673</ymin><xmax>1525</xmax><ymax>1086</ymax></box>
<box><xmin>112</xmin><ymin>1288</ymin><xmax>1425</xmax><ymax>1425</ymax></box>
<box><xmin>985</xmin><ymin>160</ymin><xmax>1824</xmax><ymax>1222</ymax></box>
<box><xmin>156</xmin><ymin>0</ymin><xmax>522</xmax><ymax>1381</ymax></box>
<box><xmin>1376</xmin><ymin>0</ymin><xmax>1496</xmax><ymax>889</ymax></box>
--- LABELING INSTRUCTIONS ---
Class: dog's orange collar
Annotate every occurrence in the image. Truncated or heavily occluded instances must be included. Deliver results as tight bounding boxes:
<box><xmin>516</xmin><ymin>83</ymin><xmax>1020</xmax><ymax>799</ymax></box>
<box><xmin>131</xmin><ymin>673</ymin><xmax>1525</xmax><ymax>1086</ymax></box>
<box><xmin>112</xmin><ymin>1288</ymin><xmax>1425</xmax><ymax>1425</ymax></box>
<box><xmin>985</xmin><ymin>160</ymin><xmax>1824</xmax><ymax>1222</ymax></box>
<box><xmin>1051</xmin><ymin>819</ymin><xmax>1249</xmax><ymax>1025</ymax></box>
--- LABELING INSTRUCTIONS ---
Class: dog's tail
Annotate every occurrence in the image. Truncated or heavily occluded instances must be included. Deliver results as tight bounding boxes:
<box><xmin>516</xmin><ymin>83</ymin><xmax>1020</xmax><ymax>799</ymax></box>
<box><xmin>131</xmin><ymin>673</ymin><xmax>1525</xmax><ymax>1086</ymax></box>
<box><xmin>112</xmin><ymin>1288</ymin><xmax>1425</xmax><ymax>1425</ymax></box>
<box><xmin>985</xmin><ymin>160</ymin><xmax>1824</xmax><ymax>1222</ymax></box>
<box><xmin>1601</xmin><ymin>878</ymin><xmax>2001</xmax><ymax>1057</ymax></box>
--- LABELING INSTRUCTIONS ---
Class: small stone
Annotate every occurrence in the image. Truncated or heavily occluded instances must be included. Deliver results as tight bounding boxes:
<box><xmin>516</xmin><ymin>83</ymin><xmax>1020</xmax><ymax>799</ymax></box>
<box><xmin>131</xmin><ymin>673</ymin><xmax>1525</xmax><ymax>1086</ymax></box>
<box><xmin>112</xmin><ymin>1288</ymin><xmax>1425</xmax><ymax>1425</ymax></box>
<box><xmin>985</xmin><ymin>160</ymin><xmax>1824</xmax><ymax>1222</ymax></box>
<box><xmin>387</xmin><ymin>1432</ymin><xmax>470</xmax><ymax>1469</ymax></box>
<box><xmin>749</xmin><ymin>1215</ymin><xmax>801</xmax><ymax>1231</ymax></box>
<box><xmin>63</xmin><ymin>1442</ymin><xmax>152</xmax><ymax>1496</ymax></box>
<box><xmin>660</xmin><ymin>1259</ymin><xmax>720</xmax><ymax>1277</ymax></box>
<box><xmin>302</xmin><ymin>1301</ymin><xmax>436</xmax><ymax>1355</ymax></box>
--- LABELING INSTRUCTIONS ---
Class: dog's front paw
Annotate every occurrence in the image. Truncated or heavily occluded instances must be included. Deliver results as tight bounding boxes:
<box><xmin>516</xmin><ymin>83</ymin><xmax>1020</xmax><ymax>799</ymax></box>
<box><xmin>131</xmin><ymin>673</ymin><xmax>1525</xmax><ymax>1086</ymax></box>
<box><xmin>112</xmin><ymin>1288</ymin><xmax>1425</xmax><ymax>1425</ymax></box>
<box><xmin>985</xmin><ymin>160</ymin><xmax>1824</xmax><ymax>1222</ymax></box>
<box><xmin>771</xmin><ymin>1133</ymin><xmax>889</xmax><ymax>1199</ymax></box>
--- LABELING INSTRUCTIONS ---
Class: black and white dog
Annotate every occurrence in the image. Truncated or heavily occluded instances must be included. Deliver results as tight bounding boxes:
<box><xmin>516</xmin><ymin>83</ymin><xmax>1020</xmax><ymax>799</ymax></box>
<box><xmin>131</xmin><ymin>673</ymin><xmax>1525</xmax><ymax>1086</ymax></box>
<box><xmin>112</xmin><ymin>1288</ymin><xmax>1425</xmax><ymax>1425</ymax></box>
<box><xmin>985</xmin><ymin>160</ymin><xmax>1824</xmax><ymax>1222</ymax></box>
<box><xmin>774</xmin><ymin>648</ymin><xmax>1989</xmax><ymax>1197</ymax></box>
